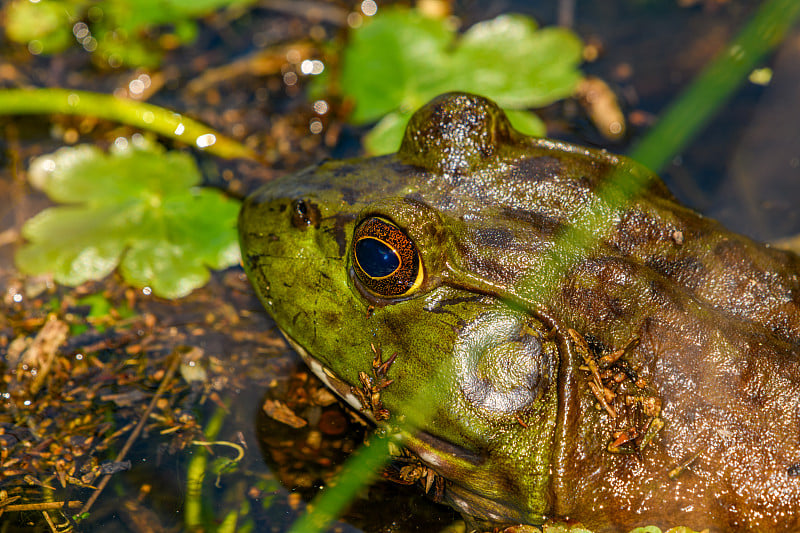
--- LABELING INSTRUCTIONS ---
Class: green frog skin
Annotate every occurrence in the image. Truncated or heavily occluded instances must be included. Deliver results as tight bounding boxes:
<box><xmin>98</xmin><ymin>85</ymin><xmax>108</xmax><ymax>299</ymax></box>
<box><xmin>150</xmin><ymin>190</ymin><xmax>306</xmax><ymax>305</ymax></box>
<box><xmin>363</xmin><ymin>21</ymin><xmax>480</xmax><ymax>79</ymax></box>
<box><xmin>239</xmin><ymin>92</ymin><xmax>800</xmax><ymax>532</ymax></box>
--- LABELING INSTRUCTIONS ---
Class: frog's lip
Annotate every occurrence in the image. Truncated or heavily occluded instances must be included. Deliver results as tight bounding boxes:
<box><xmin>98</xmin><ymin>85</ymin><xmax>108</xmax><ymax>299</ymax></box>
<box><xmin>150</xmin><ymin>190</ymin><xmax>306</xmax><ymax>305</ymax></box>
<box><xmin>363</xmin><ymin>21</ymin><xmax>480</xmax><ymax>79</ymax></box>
<box><xmin>278</xmin><ymin>331</ymin><xmax>377</xmax><ymax>424</ymax></box>
<box><xmin>278</xmin><ymin>329</ymin><xmax>486</xmax><ymax>465</ymax></box>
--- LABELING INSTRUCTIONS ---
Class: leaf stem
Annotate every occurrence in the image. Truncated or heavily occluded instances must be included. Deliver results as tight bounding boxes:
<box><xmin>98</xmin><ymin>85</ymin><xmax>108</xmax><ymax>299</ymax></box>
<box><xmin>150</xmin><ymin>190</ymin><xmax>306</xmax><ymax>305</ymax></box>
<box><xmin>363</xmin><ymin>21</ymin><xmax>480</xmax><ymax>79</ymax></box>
<box><xmin>0</xmin><ymin>88</ymin><xmax>259</xmax><ymax>161</ymax></box>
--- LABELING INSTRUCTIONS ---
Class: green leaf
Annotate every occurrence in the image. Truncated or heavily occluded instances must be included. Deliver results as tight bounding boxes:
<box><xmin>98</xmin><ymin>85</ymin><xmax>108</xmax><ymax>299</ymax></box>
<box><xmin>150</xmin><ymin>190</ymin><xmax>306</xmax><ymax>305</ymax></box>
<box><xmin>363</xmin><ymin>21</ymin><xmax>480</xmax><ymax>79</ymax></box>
<box><xmin>16</xmin><ymin>140</ymin><xmax>241</xmax><ymax>298</ymax></box>
<box><xmin>338</xmin><ymin>8</ymin><xmax>585</xmax><ymax>153</ymax></box>
<box><xmin>4</xmin><ymin>0</ymin><xmax>80</xmax><ymax>54</ymax></box>
<box><xmin>362</xmin><ymin>111</ymin><xmax>413</xmax><ymax>155</ymax></box>
<box><xmin>341</xmin><ymin>8</ymin><xmax>453</xmax><ymax>124</ymax></box>
<box><xmin>504</xmin><ymin>109</ymin><xmax>546</xmax><ymax>137</ymax></box>
<box><xmin>3</xmin><ymin>0</ymin><xmax>255</xmax><ymax>67</ymax></box>
<box><xmin>453</xmin><ymin>18</ymin><xmax>583</xmax><ymax>107</ymax></box>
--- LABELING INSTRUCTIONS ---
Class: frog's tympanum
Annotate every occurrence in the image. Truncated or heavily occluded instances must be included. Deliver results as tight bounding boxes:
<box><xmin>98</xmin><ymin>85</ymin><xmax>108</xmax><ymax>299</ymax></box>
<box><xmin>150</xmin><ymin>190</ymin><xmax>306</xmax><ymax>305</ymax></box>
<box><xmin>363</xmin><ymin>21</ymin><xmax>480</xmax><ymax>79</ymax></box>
<box><xmin>239</xmin><ymin>93</ymin><xmax>800</xmax><ymax>532</ymax></box>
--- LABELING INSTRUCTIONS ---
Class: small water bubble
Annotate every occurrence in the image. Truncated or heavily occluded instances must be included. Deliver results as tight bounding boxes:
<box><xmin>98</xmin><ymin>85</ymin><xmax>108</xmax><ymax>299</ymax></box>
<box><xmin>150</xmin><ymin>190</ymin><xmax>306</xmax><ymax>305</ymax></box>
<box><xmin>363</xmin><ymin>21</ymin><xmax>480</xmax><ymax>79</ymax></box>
<box><xmin>300</xmin><ymin>60</ymin><xmax>325</xmax><ymax>75</ymax></box>
<box><xmin>129</xmin><ymin>79</ymin><xmax>145</xmax><ymax>95</ymax></box>
<box><xmin>141</xmin><ymin>110</ymin><xmax>155</xmax><ymax>124</ymax></box>
<box><xmin>313</xmin><ymin>100</ymin><xmax>329</xmax><ymax>115</ymax></box>
<box><xmin>87</xmin><ymin>5</ymin><xmax>103</xmax><ymax>21</ymax></box>
<box><xmin>361</xmin><ymin>0</ymin><xmax>377</xmax><ymax>16</ymax></box>
<box><xmin>82</xmin><ymin>37</ymin><xmax>98</xmax><ymax>52</ymax></box>
<box><xmin>142</xmin><ymin>287</ymin><xmax>152</xmax><ymax>296</ymax></box>
<box><xmin>114</xmin><ymin>137</ymin><xmax>129</xmax><ymax>150</ymax></box>
<box><xmin>75</xmin><ymin>353</ymin><xmax>84</xmax><ymax>361</ymax></box>
<box><xmin>252</xmin><ymin>32</ymin><xmax>269</xmax><ymax>48</ymax></box>
<box><xmin>41</xmin><ymin>158</ymin><xmax>56</xmax><ymax>172</ymax></box>
<box><xmin>28</xmin><ymin>40</ymin><xmax>44</xmax><ymax>55</ymax></box>
<box><xmin>12</xmin><ymin>293</ymin><xmax>23</xmax><ymax>303</ymax></box>
<box><xmin>309</xmin><ymin>118</ymin><xmax>323</xmax><ymax>134</ymax></box>
<box><xmin>286</xmin><ymin>49</ymin><xmax>302</xmax><ymax>64</ymax></box>
<box><xmin>196</xmin><ymin>133</ymin><xmax>217</xmax><ymax>148</ymax></box>
<box><xmin>283</xmin><ymin>71</ymin><xmax>298</xmax><ymax>86</ymax></box>
<box><xmin>310</xmin><ymin>25</ymin><xmax>326</xmax><ymax>41</ymax></box>
<box><xmin>347</xmin><ymin>12</ymin><xmax>363</xmax><ymax>28</ymax></box>
<box><xmin>107</xmin><ymin>54</ymin><xmax>123</xmax><ymax>68</ymax></box>
<box><xmin>67</xmin><ymin>93</ymin><xmax>80</xmax><ymax>107</ymax></box>
<box><xmin>73</xmin><ymin>22</ymin><xmax>90</xmax><ymax>40</ymax></box>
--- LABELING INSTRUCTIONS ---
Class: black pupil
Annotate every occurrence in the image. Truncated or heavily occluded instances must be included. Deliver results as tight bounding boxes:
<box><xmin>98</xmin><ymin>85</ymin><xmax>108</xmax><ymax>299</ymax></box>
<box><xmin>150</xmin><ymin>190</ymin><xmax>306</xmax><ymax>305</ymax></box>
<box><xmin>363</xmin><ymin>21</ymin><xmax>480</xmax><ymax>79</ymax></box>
<box><xmin>355</xmin><ymin>238</ymin><xmax>400</xmax><ymax>278</ymax></box>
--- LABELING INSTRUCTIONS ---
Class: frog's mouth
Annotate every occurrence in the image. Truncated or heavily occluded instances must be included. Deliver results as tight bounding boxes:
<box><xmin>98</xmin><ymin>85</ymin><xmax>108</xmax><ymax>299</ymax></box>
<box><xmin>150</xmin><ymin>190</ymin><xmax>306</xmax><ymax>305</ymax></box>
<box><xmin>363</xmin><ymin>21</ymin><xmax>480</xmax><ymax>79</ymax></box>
<box><xmin>277</xmin><ymin>328</ymin><xmax>534</xmax><ymax>525</ymax></box>
<box><xmin>279</xmin><ymin>331</ymin><xmax>377</xmax><ymax>423</ymax></box>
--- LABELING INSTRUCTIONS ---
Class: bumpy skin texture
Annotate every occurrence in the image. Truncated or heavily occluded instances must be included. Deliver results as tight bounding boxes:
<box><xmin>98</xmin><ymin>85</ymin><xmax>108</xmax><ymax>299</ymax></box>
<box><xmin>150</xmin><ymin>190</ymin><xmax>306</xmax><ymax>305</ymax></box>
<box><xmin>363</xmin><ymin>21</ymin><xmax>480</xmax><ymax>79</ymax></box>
<box><xmin>239</xmin><ymin>93</ymin><xmax>800</xmax><ymax>532</ymax></box>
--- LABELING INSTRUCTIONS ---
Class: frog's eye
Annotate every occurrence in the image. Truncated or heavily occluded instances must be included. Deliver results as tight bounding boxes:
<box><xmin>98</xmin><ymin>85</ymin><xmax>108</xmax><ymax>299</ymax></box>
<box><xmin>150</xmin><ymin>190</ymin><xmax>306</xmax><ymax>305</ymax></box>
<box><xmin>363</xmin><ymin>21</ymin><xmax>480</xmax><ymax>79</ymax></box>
<box><xmin>352</xmin><ymin>217</ymin><xmax>423</xmax><ymax>298</ymax></box>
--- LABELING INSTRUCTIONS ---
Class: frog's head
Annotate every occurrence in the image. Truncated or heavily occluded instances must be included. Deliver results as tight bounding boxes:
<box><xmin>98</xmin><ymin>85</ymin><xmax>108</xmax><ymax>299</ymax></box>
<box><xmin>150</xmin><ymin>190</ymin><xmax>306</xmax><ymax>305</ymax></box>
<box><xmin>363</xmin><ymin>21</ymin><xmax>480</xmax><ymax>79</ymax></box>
<box><xmin>240</xmin><ymin>93</ymin><xmax>620</xmax><ymax>525</ymax></box>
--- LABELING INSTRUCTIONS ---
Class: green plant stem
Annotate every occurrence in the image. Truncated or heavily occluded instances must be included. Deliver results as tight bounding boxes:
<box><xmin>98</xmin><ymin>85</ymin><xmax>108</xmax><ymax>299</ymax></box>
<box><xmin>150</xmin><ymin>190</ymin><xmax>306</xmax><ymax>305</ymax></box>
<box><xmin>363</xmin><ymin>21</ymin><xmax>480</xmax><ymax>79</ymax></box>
<box><xmin>287</xmin><ymin>432</ymin><xmax>394</xmax><ymax>533</ymax></box>
<box><xmin>185</xmin><ymin>405</ymin><xmax>228</xmax><ymax>530</ymax></box>
<box><xmin>0</xmin><ymin>88</ymin><xmax>258</xmax><ymax>161</ymax></box>
<box><xmin>630</xmin><ymin>0</ymin><xmax>800</xmax><ymax>172</ymax></box>
<box><xmin>217</xmin><ymin>508</ymin><xmax>240</xmax><ymax>533</ymax></box>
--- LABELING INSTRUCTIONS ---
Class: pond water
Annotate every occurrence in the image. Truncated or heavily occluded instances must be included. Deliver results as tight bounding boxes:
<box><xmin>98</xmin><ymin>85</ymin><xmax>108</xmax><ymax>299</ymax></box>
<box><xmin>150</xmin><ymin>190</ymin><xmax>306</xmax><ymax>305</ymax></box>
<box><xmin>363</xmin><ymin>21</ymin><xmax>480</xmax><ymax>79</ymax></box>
<box><xmin>0</xmin><ymin>1</ymin><xmax>798</xmax><ymax>532</ymax></box>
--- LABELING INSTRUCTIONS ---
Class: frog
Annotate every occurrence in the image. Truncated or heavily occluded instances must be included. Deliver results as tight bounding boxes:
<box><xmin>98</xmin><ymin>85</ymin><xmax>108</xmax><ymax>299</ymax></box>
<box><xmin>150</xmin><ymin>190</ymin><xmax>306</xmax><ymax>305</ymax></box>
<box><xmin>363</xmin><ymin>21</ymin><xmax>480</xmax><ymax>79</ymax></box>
<box><xmin>238</xmin><ymin>92</ymin><xmax>800</xmax><ymax>532</ymax></box>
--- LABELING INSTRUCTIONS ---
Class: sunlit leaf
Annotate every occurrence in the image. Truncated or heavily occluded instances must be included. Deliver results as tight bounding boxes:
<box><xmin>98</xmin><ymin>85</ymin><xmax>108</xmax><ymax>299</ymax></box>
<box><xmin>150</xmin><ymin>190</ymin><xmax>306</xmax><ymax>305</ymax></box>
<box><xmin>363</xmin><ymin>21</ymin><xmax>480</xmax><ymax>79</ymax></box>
<box><xmin>4</xmin><ymin>0</ymin><xmax>77</xmax><ymax>54</ymax></box>
<box><xmin>341</xmin><ymin>8</ymin><xmax>452</xmax><ymax>124</ymax></box>
<box><xmin>338</xmin><ymin>8</ymin><xmax>583</xmax><ymax>154</ymax></box>
<box><xmin>504</xmin><ymin>109</ymin><xmax>547</xmax><ymax>138</ymax></box>
<box><xmin>362</xmin><ymin>110</ymin><xmax>413</xmax><ymax>155</ymax></box>
<box><xmin>16</xmin><ymin>140</ymin><xmax>241</xmax><ymax>298</ymax></box>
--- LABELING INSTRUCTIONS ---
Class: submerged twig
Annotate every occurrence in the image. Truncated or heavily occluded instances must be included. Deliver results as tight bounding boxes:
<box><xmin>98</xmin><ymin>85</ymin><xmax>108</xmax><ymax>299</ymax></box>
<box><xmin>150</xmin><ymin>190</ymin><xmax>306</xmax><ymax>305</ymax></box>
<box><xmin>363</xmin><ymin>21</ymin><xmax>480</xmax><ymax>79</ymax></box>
<box><xmin>0</xmin><ymin>500</ymin><xmax>82</xmax><ymax>512</ymax></box>
<box><xmin>78</xmin><ymin>351</ymin><xmax>182</xmax><ymax>517</ymax></box>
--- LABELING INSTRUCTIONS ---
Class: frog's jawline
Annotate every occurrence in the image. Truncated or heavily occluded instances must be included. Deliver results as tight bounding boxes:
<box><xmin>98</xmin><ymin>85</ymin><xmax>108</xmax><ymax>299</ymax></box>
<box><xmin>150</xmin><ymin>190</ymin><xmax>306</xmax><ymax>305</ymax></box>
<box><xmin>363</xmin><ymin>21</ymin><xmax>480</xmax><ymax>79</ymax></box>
<box><xmin>280</xmin><ymin>332</ymin><xmax>376</xmax><ymax>423</ymax></box>
<box><xmin>278</xmin><ymin>329</ymin><xmax>524</xmax><ymax>523</ymax></box>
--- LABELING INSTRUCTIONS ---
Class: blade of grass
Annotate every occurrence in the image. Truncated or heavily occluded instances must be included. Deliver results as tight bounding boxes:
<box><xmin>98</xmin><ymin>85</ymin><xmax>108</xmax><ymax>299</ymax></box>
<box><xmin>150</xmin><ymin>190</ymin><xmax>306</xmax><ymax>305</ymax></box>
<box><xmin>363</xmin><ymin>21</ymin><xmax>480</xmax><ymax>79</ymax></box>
<box><xmin>185</xmin><ymin>404</ymin><xmax>228</xmax><ymax>529</ymax></box>
<box><xmin>286</xmin><ymin>0</ymin><xmax>800</xmax><ymax>531</ymax></box>
<box><xmin>287</xmin><ymin>432</ymin><xmax>395</xmax><ymax>533</ymax></box>
<box><xmin>0</xmin><ymin>88</ymin><xmax>258</xmax><ymax>161</ymax></box>
<box><xmin>517</xmin><ymin>0</ymin><xmax>800</xmax><ymax>306</ymax></box>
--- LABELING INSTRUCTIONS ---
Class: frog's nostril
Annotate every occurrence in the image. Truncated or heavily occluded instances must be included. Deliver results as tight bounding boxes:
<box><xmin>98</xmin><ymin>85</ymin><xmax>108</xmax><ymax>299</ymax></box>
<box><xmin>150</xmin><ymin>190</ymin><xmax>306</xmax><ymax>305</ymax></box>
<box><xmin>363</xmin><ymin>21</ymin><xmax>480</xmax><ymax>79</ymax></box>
<box><xmin>290</xmin><ymin>199</ymin><xmax>321</xmax><ymax>229</ymax></box>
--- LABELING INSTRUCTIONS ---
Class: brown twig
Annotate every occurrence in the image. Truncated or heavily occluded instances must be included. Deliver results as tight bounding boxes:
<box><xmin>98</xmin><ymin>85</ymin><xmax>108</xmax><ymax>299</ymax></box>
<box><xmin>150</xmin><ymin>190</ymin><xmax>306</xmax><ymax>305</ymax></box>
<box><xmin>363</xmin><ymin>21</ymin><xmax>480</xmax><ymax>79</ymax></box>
<box><xmin>0</xmin><ymin>501</ymin><xmax>83</xmax><ymax>512</ymax></box>
<box><xmin>78</xmin><ymin>351</ymin><xmax>182</xmax><ymax>517</ymax></box>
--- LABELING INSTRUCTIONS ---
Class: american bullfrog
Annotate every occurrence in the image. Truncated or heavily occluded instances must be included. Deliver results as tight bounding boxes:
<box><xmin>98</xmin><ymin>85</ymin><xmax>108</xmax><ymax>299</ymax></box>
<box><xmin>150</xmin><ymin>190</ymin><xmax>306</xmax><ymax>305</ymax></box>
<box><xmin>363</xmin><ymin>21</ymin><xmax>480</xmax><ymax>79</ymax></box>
<box><xmin>239</xmin><ymin>92</ymin><xmax>800</xmax><ymax>532</ymax></box>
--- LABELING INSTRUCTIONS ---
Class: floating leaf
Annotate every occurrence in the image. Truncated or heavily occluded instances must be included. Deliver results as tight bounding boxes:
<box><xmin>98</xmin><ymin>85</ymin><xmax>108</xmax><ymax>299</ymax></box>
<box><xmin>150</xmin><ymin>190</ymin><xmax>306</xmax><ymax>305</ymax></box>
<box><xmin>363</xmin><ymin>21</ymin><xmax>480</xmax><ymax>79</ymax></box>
<box><xmin>16</xmin><ymin>140</ymin><xmax>241</xmax><ymax>298</ymax></box>
<box><xmin>337</xmin><ymin>8</ymin><xmax>583</xmax><ymax>153</ymax></box>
